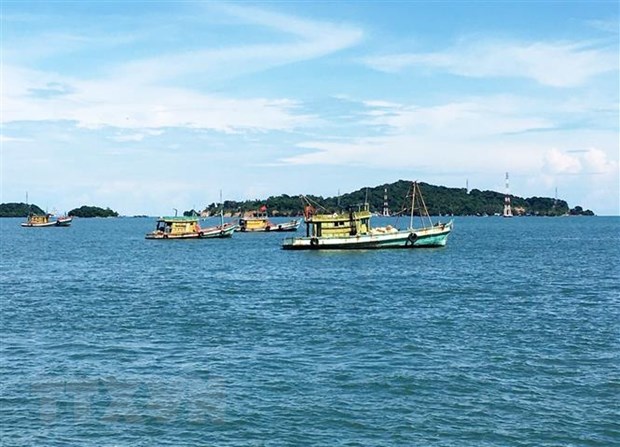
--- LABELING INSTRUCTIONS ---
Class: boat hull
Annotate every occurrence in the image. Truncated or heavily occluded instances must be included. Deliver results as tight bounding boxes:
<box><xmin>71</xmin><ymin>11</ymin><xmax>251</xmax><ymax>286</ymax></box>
<box><xmin>199</xmin><ymin>224</ymin><xmax>238</xmax><ymax>238</ymax></box>
<box><xmin>282</xmin><ymin>221</ymin><xmax>452</xmax><ymax>250</ymax></box>
<box><xmin>21</xmin><ymin>222</ymin><xmax>58</xmax><ymax>227</ymax></box>
<box><xmin>55</xmin><ymin>217</ymin><xmax>73</xmax><ymax>226</ymax></box>
<box><xmin>21</xmin><ymin>217</ymin><xmax>72</xmax><ymax>227</ymax></box>
<box><xmin>145</xmin><ymin>232</ymin><xmax>201</xmax><ymax>239</ymax></box>
<box><xmin>145</xmin><ymin>223</ymin><xmax>238</xmax><ymax>239</ymax></box>
<box><xmin>240</xmin><ymin>220</ymin><xmax>300</xmax><ymax>232</ymax></box>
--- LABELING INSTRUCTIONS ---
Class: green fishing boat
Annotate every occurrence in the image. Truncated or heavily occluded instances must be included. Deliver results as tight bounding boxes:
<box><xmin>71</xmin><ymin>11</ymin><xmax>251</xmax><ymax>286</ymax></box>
<box><xmin>282</xmin><ymin>181</ymin><xmax>452</xmax><ymax>250</ymax></box>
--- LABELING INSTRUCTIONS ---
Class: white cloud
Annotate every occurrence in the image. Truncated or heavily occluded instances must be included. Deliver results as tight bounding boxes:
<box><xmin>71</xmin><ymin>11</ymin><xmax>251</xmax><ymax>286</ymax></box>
<box><xmin>363</xmin><ymin>39</ymin><xmax>618</xmax><ymax>87</ymax></box>
<box><xmin>362</xmin><ymin>100</ymin><xmax>402</xmax><ymax>109</ymax></box>
<box><xmin>1</xmin><ymin>4</ymin><xmax>362</xmax><ymax>132</ymax></box>
<box><xmin>0</xmin><ymin>134</ymin><xmax>32</xmax><ymax>143</ymax></box>
<box><xmin>542</xmin><ymin>148</ymin><xmax>583</xmax><ymax>174</ymax></box>
<box><xmin>362</xmin><ymin>101</ymin><xmax>553</xmax><ymax>136</ymax></box>
<box><xmin>1</xmin><ymin>65</ymin><xmax>314</xmax><ymax>132</ymax></box>
<box><xmin>111</xmin><ymin>4</ymin><xmax>363</xmax><ymax>84</ymax></box>
<box><xmin>533</xmin><ymin>147</ymin><xmax>619</xmax><ymax>214</ymax></box>
<box><xmin>586</xmin><ymin>19</ymin><xmax>620</xmax><ymax>34</ymax></box>
<box><xmin>542</xmin><ymin>147</ymin><xmax>618</xmax><ymax>175</ymax></box>
<box><xmin>582</xmin><ymin>147</ymin><xmax>618</xmax><ymax>174</ymax></box>
<box><xmin>282</xmin><ymin>131</ymin><xmax>546</xmax><ymax>174</ymax></box>
<box><xmin>111</xmin><ymin>133</ymin><xmax>145</xmax><ymax>142</ymax></box>
<box><xmin>279</xmin><ymin>98</ymin><xmax>618</xmax><ymax>212</ymax></box>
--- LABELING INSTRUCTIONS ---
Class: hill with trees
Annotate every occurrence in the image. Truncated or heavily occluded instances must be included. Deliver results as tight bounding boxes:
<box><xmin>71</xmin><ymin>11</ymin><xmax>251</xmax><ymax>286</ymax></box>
<box><xmin>68</xmin><ymin>206</ymin><xmax>119</xmax><ymax>218</ymax></box>
<box><xmin>195</xmin><ymin>180</ymin><xmax>591</xmax><ymax>217</ymax></box>
<box><xmin>0</xmin><ymin>202</ymin><xmax>45</xmax><ymax>217</ymax></box>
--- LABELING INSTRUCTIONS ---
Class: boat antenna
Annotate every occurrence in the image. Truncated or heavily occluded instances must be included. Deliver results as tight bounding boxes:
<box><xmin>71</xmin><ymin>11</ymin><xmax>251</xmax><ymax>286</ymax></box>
<box><xmin>26</xmin><ymin>192</ymin><xmax>32</xmax><ymax>216</ymax></box>
<box><xmin>365</xmin><ymin>187</ymin><xmax>369</xmax><ymax>205</ymax></box>
<box><xmin>173</xmin><ymin>208</ymin><xmax>178</xmax><ymax>217</ymax></box>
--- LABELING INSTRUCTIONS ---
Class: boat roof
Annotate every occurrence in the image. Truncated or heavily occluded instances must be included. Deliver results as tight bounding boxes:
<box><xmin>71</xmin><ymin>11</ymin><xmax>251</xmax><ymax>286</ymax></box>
<box><xmin>308</xmin><ymin>209</ymin><xmax>372</xmax><ymax>223</ymax></box>
<box><xmin>157</xmin><ymin>216</ymin><xmax>199</xmax><ymax>222</ymax></box>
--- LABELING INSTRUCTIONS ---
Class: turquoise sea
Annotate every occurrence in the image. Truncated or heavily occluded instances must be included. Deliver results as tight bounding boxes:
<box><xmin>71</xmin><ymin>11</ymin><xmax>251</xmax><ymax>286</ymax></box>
<box><xmin>1</xmin><ymin>216</ymin><xmax>618</xmax><ymax>446</ymax></box>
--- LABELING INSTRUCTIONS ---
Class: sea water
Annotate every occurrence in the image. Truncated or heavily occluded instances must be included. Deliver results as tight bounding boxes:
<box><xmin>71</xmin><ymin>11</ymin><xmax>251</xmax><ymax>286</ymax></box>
<box><xmin>1</xmin><ymin>216</ymin><xmax>618</xmax><ymax>446</ymax></box>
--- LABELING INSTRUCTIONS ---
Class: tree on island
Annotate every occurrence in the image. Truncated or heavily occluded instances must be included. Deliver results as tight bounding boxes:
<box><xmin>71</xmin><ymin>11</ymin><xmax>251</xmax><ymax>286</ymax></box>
<box><xmin>68</xmin><ymin>206</ymin><xmax>119</xmax><ymax>218</ymax></box>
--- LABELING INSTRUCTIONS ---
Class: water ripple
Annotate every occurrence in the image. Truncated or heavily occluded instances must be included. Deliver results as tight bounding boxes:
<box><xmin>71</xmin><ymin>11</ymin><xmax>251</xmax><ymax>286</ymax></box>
<box><xmin>1</xmin><ymin>216</ymin><xmax>618</xmax><ymax>445</ymax></box>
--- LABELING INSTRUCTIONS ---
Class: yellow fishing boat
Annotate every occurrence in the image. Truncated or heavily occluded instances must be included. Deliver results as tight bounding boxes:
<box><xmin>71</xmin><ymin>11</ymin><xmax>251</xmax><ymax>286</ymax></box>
<box><xmin>21</xmin><ymin>213</ymin><xmax>72</xmax><ymax>227</ymax></box>
<box><xmin>145</xmin><ymin>216</ymin><xmax>236</xmax><ymax>239</ymax></box>
<box><xmin>238</xmin><ymin>206</ymin><xmax>300</xmax><ymax>232</ymax></box>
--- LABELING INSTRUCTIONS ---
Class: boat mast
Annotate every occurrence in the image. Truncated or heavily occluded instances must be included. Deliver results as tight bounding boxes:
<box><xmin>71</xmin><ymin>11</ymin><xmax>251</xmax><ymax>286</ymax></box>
<box><xmin>219</xmin><ymin>189</ymin><xmax>224</xmax><ymax>227</ymax></box>
<box><xmin>417</xmin><ymin>183</ymin><xmax>433</xmax><ymax>228</ymax></box>
<box><xmin>409</xmin><ymin>182</ymin><xmax>416</xmax><ymax>229</ymax></box>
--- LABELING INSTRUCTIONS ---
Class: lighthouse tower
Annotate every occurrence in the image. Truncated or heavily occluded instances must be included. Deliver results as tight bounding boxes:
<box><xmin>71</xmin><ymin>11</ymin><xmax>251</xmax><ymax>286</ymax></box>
<box><xmin>503</xmin><ymin>172</ymin><xmax>513</xmax><ymax>217</ymax></box>
<box><xmin>382</xmin><ymin>188</ymin><xmax>390</xmax><ymax>216</ymax></box>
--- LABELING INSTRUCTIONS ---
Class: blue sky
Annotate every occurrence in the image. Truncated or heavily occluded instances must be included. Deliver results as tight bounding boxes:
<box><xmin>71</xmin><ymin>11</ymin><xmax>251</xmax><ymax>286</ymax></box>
<box><xmin>2</xmin><ymin>1</ymin><xmax>618</xmax><ymax>215</ymax></box>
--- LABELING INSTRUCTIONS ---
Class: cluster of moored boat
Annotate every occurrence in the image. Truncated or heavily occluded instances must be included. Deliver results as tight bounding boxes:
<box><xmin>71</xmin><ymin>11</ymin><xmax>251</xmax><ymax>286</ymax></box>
<box><xmin>22</xmin><ymin>182</ymin><xmax>453</xmax><ymax>250</ymax></box>
<box><xmin>144</xmin><ymin>212</ymin><xmax>301</xmax><ymax>240</ymax></box>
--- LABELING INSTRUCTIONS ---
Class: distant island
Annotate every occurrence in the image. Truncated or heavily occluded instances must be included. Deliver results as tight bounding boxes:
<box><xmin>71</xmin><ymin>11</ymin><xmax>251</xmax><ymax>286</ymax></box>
<box><xmin>0</xmin><ymin>203</ymin><xmax>119</xmax><ymax>218</ymax></box>
<box><xmin>0</xmin><ymin>203</ymin><xmax>45</xmax><ymax>217</ymax></box>
<box><xmin>68</xmin><ymin>206</ymin><xmax>119</xmax><ymax>218</ymax></box>
<box><xmin>0</xmin><ymin>181</ymin><xmax>595</xmax><ymax>218</ymax></box>
<box><xmin>192</xmin><ymin>180</ymin><xmax>594</xmax><ymax>217</ymax></box>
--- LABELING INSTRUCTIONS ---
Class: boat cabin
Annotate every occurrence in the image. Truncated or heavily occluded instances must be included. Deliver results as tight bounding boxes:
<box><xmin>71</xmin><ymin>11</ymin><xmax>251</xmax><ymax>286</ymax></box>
<box><xmin>304</xmin><ymin>204</ymin><xmax>372</xmax><ymax>238</ymax></box>
<box><xmin>155</xmin><ymin>217</ymin><xmax>200</xmax><ymax>235</ymax></box>
<box><xmin>239</xmin><ymin>213</ymin><xmax>268</xmax><ymax>230</ymax></box>
<box><xmin>239</xmin><ymin>207</ymin><xmax>271</xmax><ymax>231</ymax></box>
<box><xmin>28</xmin><ymin>214</ymin><xmax>51</xmax><ymax>225</ymax></box>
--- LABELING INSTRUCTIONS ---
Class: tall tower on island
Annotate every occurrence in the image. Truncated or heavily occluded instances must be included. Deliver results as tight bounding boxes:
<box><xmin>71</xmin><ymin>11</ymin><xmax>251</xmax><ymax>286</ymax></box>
<box><xmin>382</xmin><ymin>188</ymin><xmax>390</xmax><ymax>216</ymax></box>
<box><xmin>503</xmin><ymin>172</ymin><xmax>513</xmax><ymax>217</ymax></box>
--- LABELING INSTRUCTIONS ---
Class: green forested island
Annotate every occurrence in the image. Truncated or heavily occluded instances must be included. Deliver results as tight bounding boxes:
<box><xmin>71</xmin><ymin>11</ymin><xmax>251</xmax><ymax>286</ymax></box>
<box><xmin>0</xmin><ymin>181</ymin><xmax>595</xmax><ymax>218</ymax></box>
<box><xmin>0</xmin><ymin>203</ymin><xmax>45</xmax><ymax>217</ymax></box>
<box><xmin>0</xmin><ymin>203</ymin><xmax>119</xmax><ymax>218</ymax></box>
<box><xmin>193</xmin><ymin>180</ymin><xmax>594</xmax><ymax>217</ymax></box>
<box><xmin>68</xmin><ymin>206</ymin><xmax>119</xmax><ymax>218</ymax></box>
